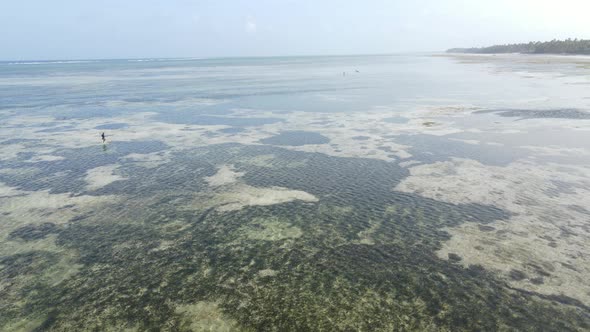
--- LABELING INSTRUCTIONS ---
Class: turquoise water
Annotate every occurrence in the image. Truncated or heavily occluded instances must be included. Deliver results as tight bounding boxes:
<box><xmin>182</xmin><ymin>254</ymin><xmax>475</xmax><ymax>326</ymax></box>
<box><xmin>1</xmin><ymin>54</ymin><xmax>590</xmax><ymax>330</ymax></box>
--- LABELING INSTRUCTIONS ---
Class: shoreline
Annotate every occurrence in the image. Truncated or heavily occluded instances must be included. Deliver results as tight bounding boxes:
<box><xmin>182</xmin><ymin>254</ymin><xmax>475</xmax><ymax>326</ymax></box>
<box><xmin>442</xmin><ymin>52</ymin><xmax>590</xmax><ymax>58</ymax></box>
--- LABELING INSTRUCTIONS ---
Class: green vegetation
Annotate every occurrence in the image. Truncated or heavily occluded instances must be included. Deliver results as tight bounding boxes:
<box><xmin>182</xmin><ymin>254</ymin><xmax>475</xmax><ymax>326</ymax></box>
<box><xmin>1</xmin><ymin>143</ymin><xmax>590</xmax><ymax>330</ymax></box>
<box><xmin>448</xmin><ymin>38</ymin><xmax>590</xmax><ymax>55</ymax></box>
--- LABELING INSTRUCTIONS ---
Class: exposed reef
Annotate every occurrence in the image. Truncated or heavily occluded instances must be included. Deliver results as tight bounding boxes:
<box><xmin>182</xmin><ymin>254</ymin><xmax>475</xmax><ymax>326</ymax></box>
<box><xmin>477</xmin><ymin>108</ymin><xmax>590</xmax><ymax>119</ymax></box>
<box><xmin>1</xmin><ymin>144</ymin><xmax>588</xmax><ymax>331</ymax></box>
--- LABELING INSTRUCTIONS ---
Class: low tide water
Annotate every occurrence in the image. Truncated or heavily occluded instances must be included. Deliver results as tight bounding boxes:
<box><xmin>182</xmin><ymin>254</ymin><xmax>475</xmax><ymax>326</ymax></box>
<box><xmin>1</xmin><ymin>54</ymin><xmax>590</xmax><ymax>331</ymax></box>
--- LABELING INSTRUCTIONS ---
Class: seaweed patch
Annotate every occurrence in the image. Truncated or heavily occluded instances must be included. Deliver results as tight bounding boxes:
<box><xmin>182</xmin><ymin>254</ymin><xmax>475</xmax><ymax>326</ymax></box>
<box><xmin>1</xmin><ymin>144</ymin><xmax>588</xmax><ymax>331</ymax></box>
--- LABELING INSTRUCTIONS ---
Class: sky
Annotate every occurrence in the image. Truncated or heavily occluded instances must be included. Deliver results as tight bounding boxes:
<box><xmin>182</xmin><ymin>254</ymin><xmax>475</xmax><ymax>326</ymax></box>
<box><xmin>1</xmin><ymin>0</ymin><xmax>590</xmax><ymax>60</ymax></box>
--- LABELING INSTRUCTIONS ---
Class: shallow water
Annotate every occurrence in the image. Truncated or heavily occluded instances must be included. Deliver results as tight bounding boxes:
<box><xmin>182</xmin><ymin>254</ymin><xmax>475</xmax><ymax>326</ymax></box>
<box><xmin>1</xmin><ymin>54</ymin><xmax>590</xmax><ymax>331</ymax></box>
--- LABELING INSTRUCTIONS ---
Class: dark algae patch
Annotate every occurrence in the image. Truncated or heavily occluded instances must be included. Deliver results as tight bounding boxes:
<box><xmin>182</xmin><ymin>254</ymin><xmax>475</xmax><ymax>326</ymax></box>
<box><xmin>1</xmin><ymin>144</ymin><xmax>589</xmax><ymax>331</ymax></box>
<box><xmin>9</xmin><ymin>223</ymin><xmax>60</xmax><ymax>241</ymax></box>
<box><xmin>260</xmin><ymin>131</ymin><xmax>330</xmax><ymax>146</ymax></box>
<box><xmin>477</xmin><ymin>108</ymin><xmax>590</xmax><ymax>119</ymax></box>
<box><xmin>0</xmin><ymin>140</ymin><xmax>168</xmax><ymax>194</ymax></box>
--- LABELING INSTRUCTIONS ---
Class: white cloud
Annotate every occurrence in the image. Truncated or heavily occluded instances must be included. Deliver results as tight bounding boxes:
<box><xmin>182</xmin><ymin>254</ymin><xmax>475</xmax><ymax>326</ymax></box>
<box><xmin>245</xmin><ymin>16</ymin><xmax>257</xmax><ymax>34</ymax></box>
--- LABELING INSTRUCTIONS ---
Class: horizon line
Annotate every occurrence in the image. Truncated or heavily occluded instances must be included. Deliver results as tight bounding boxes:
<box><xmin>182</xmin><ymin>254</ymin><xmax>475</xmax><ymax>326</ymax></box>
<box><xmin>0</xmin><ymin>51</ymin><xmax>442</xmax><ymax>63</ymax></box>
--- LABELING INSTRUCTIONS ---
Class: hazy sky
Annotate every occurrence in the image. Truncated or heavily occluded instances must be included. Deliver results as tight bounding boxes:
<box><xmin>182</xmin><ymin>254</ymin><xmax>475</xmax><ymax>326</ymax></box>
<box><xmin>1</xmin><ymin>0</ymin><xmax>590</xmax><ymax>60</ymax></box>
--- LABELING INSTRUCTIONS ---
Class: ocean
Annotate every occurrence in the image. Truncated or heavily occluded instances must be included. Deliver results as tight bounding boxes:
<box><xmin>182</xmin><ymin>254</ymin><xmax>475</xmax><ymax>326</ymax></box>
<box><xmin>1</xmin><ymin>54</ymin><xmax>590</xmax><ymax>330</ymax></box>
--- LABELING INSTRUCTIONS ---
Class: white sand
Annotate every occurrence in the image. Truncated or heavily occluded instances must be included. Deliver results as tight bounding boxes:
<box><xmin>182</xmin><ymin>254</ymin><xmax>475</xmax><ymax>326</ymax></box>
<box><xmin>85</xmin><ymin>165</ymin><xmax>127</xmax><ymax>191</ymax></box>
<box><xmin>395</xmin><ymin>158</ymin><xmax>590</xmax><ymax>305</ymax></box>
<box><xmin>205</xmin><ymin>165</ymin><xmax>244</xmax><ymax>187</ymax></box>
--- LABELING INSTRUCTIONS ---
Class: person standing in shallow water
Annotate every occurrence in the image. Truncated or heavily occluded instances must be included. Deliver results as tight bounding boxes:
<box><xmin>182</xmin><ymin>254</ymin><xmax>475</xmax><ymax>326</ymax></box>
<box><xmin>101</xmin><ymin>132</ymin><xmax>106</xmax><ymax>143</ymax></box>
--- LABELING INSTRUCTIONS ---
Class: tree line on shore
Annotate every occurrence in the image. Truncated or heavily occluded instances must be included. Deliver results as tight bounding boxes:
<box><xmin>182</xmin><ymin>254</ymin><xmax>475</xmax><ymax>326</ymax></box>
<box><xmin>447</xmin><ymin>38</ymin><xmax>590</xmax><ymax>55</ymax></box>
